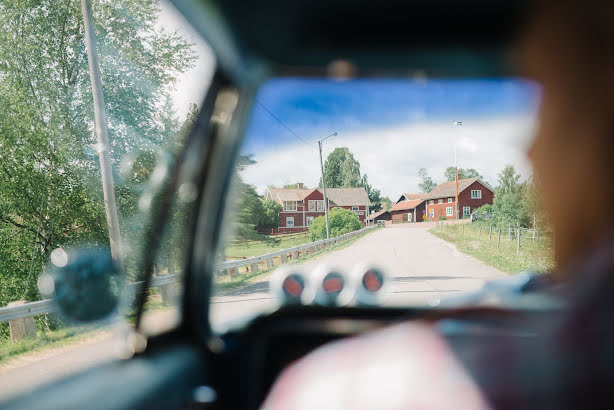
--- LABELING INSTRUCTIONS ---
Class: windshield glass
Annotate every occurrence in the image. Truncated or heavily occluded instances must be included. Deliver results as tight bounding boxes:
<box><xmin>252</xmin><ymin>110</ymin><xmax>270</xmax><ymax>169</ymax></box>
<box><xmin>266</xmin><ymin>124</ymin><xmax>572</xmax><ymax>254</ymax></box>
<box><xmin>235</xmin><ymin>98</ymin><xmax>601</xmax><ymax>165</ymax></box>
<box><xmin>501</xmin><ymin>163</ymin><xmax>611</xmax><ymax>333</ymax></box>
<box><xmin>211</xmin><ymin>77</ymin><xmax>548</xmax><ymax>331</ymax></box>
<box><xmin>0</xmin><ymin>0</ymin><xmax>214</xmax><ymax>400</ymax></box>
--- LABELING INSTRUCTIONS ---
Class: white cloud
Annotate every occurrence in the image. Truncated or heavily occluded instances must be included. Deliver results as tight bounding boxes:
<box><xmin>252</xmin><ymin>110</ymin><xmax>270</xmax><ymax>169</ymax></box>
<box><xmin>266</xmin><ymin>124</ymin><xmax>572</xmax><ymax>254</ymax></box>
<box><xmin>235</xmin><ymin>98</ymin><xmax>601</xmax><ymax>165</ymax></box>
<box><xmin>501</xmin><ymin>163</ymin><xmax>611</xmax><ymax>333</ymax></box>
<box><xmin>241</xmin><ymin>115</ymin><xmax>537</xmax><ymax>199</ymax></box>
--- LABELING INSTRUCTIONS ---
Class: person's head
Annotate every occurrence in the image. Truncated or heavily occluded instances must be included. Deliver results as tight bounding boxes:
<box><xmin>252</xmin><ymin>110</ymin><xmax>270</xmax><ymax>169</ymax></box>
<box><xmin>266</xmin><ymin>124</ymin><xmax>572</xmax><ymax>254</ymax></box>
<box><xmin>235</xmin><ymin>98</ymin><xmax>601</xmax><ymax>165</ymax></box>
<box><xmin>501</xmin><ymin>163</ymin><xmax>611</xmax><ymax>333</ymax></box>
<box><xmin>519</xmin><ymin>0</ymin><xmax>614</xmax><ymax>270</ymax></box>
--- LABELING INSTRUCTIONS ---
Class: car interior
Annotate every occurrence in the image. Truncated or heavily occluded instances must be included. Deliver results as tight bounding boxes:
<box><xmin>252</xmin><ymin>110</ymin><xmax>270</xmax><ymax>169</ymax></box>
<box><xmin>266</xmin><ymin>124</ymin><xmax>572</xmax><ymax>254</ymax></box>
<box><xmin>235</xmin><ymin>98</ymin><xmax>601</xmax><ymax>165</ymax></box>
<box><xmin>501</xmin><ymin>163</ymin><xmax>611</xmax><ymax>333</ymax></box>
<box><xmin>2</xmin><ymin>1</ymin><xmax>566</xmax><ymax>409</ymax></box>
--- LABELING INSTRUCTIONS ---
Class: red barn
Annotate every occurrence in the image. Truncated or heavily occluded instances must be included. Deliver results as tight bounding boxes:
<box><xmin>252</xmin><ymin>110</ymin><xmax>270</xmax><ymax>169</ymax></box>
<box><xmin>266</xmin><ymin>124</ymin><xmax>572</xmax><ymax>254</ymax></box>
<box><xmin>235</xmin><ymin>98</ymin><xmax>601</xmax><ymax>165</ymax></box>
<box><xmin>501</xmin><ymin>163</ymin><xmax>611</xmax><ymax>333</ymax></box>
<box><xmin>389</xmin><ymin>198</ymin><xmax>426</xmax><ymax>224</ymax></box>
<box><xmin>266</xmin><ymin>186</ymin><xmax>370</xmax><ymax>231</ymax></box>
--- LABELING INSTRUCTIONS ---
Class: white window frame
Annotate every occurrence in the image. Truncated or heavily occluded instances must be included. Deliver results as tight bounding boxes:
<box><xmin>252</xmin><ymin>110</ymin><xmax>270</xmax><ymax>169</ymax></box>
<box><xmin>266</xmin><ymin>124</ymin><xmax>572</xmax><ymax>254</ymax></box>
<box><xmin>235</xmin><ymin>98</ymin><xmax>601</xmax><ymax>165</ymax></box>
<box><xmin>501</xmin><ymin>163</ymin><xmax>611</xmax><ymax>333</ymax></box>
<box><xmin>306</xmin><ymin>216</ymin><xmax>314</xmax><ymax>226</ymax></box>
<box><xmin>283</xmin><ymin>201</ymin><xmax>297</xmax><ymax>211</ymax></box>
<box><xmin>438</xmin><ymin>199</ymin><xmax>443</xmax><ymax>204</ymax></box>
<box><xmin>446</xmin><ymin>207</ymin><xmax>453</xmax><ymax>216</ymax></box>
<box><xmin>463</xmin><ymin>206</ymin><xmax>471</xmax><ymax>216</ymax></box>
<box><xmin>352</xmin><ymin>206</ymin><xmax>359</xmax><ymax>211</ymax></box>
<box><xmin>429</xmin><ymin>200</ymin><xmax>434</xmax><ymax>205</ymax></box>
<box><xmin>309</xmin><ymin>200</ymin><xmax>324</xmax><ymax>211</ymax></box>
<box><xmin>470</xmin><ymin>190</ymin><xmax>482</xmax><ymax>199</ymax></box>
<box><xmin>407</xmin><ymin>213</ymin><xmax>412</xmax><ymax>222</ymax></box>
<box><xmin>286</xmin><ymin>216</ymin><xmax>294</xmax><ymax>227</ymax></box>
<box><xmin>448</xmin><ymin>198</ymin><xmax>453</xmax><ymax>203</ymax></box>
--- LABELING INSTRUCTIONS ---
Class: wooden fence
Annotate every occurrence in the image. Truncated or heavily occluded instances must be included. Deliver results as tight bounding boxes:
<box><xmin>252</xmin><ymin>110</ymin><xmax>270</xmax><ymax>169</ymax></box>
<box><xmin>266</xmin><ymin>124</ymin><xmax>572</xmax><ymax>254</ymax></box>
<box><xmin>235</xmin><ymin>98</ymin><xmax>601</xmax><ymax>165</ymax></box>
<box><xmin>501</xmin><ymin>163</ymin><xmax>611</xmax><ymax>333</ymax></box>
<box><xmin>434</xmin><ymin>220</ymin><xmax>554</xmax><ymax>255</ymax></box>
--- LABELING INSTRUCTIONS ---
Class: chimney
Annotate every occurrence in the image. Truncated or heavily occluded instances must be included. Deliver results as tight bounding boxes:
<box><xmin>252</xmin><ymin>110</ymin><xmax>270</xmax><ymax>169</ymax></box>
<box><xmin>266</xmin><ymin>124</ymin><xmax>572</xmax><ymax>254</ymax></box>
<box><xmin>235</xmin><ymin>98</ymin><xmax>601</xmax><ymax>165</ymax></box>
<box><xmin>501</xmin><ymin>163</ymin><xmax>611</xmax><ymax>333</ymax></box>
<box><xmin>297</xmin><ymin>182</ymin><xmax>304</xmax><ymax>189</ymax></box>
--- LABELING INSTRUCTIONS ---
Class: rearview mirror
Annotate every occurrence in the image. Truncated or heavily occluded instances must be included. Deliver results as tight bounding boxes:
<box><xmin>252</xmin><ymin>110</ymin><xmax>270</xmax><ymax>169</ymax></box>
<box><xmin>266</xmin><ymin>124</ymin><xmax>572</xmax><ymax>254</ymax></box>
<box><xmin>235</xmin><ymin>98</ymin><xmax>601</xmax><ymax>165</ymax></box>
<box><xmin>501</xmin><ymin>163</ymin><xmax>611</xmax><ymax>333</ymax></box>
<box><xmin>38</xmin><ymin>247</ymin><xmax>121</xmax><ymax>322</ymax></box>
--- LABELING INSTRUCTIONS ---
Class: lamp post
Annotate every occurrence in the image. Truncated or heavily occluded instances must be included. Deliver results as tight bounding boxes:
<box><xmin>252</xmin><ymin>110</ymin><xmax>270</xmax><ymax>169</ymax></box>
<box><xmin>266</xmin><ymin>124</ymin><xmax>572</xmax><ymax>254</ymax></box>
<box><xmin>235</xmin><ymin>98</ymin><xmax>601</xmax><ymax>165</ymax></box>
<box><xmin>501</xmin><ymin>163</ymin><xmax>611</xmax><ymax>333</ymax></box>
<box><xmin>454</xmin><ymin>121</ymin><xmax>462</xmax><ymax>219</ymax></box>
<box><xmin>318</xmin><ymin>132</ymin><xmax>337</xmax><ymax>239</ymax></box>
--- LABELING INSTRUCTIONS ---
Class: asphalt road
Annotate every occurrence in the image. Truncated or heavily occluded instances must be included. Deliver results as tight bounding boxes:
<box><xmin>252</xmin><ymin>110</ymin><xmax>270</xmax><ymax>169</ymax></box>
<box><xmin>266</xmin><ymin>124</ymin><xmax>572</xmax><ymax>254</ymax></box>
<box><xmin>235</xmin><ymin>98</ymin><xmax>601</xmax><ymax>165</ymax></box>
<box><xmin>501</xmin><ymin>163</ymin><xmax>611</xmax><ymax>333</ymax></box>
<box><xmin>0</xmin><ymin>222</ymin><xmax>502</xmax><ymax>401</ymax></box>
<box><xmin>210</xmin><ymin>222</ymin><xmax>503</xmax><ymax>330</ymax></box>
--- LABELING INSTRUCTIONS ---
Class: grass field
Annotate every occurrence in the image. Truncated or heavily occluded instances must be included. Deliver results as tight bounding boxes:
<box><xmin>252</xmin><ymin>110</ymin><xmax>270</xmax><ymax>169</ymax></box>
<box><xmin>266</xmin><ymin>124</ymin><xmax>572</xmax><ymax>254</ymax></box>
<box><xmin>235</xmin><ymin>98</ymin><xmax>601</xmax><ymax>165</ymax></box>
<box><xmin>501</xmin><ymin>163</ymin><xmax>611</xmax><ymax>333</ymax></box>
<box><xmin>430</xmin><ymin>222</ymin><xmax>555</xmax><ymax>274</ymax></box>
<box><xmin>224</xmin><ymin>232</ymin><xmax>311</xmax><ymax>259</ymax></box>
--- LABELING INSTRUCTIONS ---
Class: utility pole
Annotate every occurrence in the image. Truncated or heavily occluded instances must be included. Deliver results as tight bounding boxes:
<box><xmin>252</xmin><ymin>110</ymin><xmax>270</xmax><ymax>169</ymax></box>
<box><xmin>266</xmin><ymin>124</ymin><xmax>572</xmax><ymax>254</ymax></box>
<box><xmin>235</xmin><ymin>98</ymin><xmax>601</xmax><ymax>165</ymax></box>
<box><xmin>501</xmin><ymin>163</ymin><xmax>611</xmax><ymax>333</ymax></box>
<box><xmin>454</xmin><ymin>121</ymin><xmax>462</xmax><ymax>219</ymax></box>
<box><xmin>318</xmin><ymin>132</ymin><xmax>337</xmax><ymax>239</ymax></box>
<box><xmin>81</xmin><ymin>0</ymin><xmax>124</xmax><ymax>270</ymax></box>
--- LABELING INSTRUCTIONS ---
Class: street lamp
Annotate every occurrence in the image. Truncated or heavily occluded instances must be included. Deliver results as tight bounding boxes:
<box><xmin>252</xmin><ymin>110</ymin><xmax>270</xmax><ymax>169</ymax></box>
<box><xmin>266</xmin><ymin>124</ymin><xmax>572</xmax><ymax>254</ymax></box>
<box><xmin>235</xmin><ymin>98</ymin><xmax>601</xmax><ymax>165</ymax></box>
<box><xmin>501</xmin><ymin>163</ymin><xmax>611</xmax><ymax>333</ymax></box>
<box><xmin>454</xmin><ymin>121</ymin><xmax>462</xmax><ymax>219</ymax></box>
<box><xmin>318</xmin><ymin>132</ymin><xmax>337</xmax><ymax>239</ymax></box>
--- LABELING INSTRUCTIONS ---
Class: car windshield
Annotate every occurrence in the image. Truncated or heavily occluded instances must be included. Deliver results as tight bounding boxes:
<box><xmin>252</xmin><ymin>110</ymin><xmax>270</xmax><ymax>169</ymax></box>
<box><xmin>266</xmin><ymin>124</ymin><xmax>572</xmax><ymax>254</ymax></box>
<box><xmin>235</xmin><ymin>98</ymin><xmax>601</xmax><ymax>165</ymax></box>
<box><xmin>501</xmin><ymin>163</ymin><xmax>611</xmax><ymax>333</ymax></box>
<box><xmin>211</xmin><ymin>77</ymin><xmax>549</xmax><ymax>331</ymax></box>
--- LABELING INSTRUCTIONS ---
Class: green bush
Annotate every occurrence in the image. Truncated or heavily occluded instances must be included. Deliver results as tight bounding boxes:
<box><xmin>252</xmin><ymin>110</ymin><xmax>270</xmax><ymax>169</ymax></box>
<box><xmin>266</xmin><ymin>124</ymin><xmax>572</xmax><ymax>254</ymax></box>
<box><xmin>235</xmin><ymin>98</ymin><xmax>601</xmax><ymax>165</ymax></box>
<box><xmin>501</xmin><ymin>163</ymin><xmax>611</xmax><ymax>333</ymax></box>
<box><xmin>309</xmin><ymin>208</ymin><xmax>363</xmax><ymax>241</ymax></box>
<box><xmin>438</xmin><ymin>215</ymin><xmax>447</xmax><ymax>221</ymax></box>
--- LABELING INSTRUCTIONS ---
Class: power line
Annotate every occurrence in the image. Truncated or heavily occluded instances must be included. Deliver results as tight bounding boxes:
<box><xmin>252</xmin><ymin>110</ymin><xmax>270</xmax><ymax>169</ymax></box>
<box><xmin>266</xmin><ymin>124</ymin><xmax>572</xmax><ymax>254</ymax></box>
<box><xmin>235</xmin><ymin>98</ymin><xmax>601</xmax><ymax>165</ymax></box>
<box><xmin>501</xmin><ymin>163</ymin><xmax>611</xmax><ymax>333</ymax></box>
<box><xmin>255</xmin><ymin>99</ymin><xmax>316</xmax><ymax>149</ymax></box>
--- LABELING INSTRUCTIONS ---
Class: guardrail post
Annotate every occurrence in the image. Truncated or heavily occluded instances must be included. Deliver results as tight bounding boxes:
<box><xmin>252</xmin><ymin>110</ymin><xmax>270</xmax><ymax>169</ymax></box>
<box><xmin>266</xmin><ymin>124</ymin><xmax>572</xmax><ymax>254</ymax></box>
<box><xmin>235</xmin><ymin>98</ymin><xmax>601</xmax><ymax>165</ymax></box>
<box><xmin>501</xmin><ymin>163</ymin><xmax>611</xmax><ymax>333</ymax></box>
<box><xmin>250</xmin><ymin>261</ymin><xmax>259</xmax><ymax>273</ymax></box>
<box><xmin>266</xmin><ymin>258</ymin><xmax>274</xmax><ymax>269</ymax></box>
<box><xmin>280</xmin><ymin>254</ymin><xmax>287</xmax><ymax>264</ymax></box>
<box><xmin>292</xmin><ymin>250</ymin><xmax>298</xmax><ymax>260</ymax></box>
<box><xmin>7</xmin><ymin>301</ymin><xmax>36</xmax><ymax>343</ymax></box>
<box><xmin>227</xmin><ymin>267</ymin><xmax>238</xmax><ymax>278</ymax></box>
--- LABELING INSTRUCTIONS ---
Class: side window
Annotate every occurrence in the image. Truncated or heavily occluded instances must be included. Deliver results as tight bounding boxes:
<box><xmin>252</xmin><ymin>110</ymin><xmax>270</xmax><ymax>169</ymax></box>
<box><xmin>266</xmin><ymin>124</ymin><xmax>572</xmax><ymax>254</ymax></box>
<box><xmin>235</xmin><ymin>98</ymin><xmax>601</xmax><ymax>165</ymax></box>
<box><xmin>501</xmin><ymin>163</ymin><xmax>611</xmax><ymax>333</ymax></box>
<box><xmin>448</xmin><ymin>198</ymin><xmax>453</xmax><ymax>203</ymax></box>
<box><xmin>429</xmin><ymin>200</ymin><xmax>434</xmax><ymax>205</ymax></box>
<box><xmin>463</xmin><ymin>206</ymin><xmax>471</xmax><ymax>216</ymax></box>
<box><xmin>308</xmin><ymin>200</ymin><xmax>315</xmax><ymax>211</ymax></box>
<box><xmin>471</xmin><ymin>190</ymin><xmax>482</xmax><ymax>199</ymax></box>
<box><xmin>438</xmin><ymin>199</ymin><xmax>443</xmax><ymax>204</ymax></box>
<box><xmin>286</xmin><ymin>216</ymin><xmax>294</xmax><ymax>227</ymax></box>
<box><xmin>446</xmin><ymin>207</ymin><xmax>453</xmax><ymax>216</ymax></box>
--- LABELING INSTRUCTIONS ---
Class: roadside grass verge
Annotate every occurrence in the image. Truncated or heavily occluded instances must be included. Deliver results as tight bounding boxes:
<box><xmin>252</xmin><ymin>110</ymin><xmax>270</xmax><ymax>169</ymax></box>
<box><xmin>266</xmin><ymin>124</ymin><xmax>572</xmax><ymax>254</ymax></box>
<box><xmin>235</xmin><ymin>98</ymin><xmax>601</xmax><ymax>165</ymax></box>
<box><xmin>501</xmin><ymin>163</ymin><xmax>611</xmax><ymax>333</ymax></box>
<box><xmin>430</xmin><ymin>223</ymin><xmax>554</xmax><ymax>274</ymax></box>
<box><xmin>224</xmin><ymin>232</ymin><xmax>311</xmax><ymax>259</ymax></box>
<box><xmin>214</xmin><ymin>227</ymin><xmax>379</xmax><ymax>293</ymax></box>
<box><xmin>0</xmin><ymin>325</ymin><xmax>102</xmax><ymax>365</ymax></box>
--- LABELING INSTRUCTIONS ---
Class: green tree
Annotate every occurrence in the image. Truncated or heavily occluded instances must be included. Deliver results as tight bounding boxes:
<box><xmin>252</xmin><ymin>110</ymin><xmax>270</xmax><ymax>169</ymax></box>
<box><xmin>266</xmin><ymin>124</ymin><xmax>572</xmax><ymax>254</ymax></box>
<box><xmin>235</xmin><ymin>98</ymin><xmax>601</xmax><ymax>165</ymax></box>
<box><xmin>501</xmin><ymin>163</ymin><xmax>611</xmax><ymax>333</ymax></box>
<box><xmin>497</xmin><ymin>164</ymin><xmax>521</xmax><ymax>194</ymax></box>
<box><xmin>231</xmin><ymin>155</ymin><xmax>279</xmax><ymax>244</ymax></box>
<box><xmin>444</xmin><ymin>166</ymin><xmax>483</xmax><ymax>181</ymax></box>
<box><xmin>361</xmin><ymin>175</ymin><xmax>382</xmax><ymax>212</ymax></box>
<box><xmin>320</xmin><ymin>147</ymin><xmax>362</xmax><ymax>188</ymax></box>
<box><xmin>309</xmin><ymin>208</ymin><xmax>362</xmax><ymax>241</ymax></box>
<box><xmin>381</xmin><ymin>197</ymin><xmax>392</xmax><ymax>211</ymax></box>
<box><xmin>491</xmin><ymin>165</ymin><xmax>525</xmax><ymax>227</ymax></box>
<box><xmin>417</xmin><ymin>168</ymin><xmax>437</xmax><ymax>193</ymax></box>
<box><xmin>259</xmin><ymin>199</ymin><xmax>282</xmax><ymax>230</ymax></box>
<box><xmin>0</xmin><ymin>0</ymin><xmax>196</xmax><ymax>313</ymax></box>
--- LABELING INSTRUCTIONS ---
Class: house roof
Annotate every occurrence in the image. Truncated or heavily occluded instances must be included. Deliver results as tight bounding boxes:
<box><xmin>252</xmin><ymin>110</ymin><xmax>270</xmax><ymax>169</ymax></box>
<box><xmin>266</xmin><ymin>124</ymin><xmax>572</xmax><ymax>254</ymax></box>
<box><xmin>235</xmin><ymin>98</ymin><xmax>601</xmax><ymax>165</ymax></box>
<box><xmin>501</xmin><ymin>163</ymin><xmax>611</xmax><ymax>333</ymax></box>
<box><xmin>267</xmin><ymin>188</ymin><xmax>312</xmax><ymax>202</ymax></box>
<box><xmin>267</xmin><ymin>187</ymin><xmax>369</xmax><ymax>206</ymax></box>
<box><xmin>402</xmin><ymin>193</ymin><xmax>426</xmax><ymax>201</ymax></box>
<box><xmin>325</xmin><ymin>188</ymin><xmax>370</xmax><ymax>206</ymax></box>
<box><xmin>389</xmin><ymin>199</ymin><xmax>425</xmax><ymax>211</ymax></box>
<box><xmin>425</xmin><ymin>178</ymin><xmax>494</xmax><ymax>200</ymax></box>
<box><xmin>367</xmin><ymin>209</ymin><xmax>389</xmax><ymax>221</ymax></box>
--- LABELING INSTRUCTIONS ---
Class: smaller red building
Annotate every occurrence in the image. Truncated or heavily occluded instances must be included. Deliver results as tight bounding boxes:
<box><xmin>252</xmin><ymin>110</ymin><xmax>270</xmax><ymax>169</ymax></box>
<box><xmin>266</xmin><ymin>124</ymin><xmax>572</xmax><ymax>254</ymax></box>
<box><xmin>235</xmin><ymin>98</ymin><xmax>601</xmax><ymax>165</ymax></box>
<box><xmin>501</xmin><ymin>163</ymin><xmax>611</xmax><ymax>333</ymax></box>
<box><xmin>389</xmin><ymin>199</ymin><xmax>426</xmax><ymax>224</ymax></box>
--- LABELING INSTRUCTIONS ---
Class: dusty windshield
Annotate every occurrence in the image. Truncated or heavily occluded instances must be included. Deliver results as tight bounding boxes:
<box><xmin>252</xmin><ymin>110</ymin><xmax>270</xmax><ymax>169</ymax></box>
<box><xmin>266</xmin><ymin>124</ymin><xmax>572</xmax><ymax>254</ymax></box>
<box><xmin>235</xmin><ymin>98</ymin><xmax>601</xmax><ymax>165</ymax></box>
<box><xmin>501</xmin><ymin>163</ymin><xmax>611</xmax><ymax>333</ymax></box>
<box><xmin>211</xmin><ymin>77</ymin><xmax>550</xmax><ymax>330</ymax></box>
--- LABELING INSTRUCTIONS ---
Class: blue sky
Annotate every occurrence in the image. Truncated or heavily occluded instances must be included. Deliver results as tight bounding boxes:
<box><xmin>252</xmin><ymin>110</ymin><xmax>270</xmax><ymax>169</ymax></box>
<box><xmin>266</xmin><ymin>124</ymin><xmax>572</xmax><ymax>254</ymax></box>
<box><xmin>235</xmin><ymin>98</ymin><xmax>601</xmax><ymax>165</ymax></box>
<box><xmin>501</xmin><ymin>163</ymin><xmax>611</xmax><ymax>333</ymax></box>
<box><xmin>240</xmin><ymin>78</ymin><xmax>540</xmax><ymax>199</ymax></box>
<box><xmin>243</xmin><ymin>78</ymin><xmax>539</xmax><ymax>152</ymax></box>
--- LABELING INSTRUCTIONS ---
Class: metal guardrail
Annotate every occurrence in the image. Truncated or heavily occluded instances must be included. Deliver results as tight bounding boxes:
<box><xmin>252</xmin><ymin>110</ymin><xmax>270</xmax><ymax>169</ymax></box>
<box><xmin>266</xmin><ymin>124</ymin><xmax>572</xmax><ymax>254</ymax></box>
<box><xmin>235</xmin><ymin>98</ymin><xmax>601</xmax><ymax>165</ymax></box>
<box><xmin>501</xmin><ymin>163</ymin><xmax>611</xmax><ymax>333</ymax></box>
<box><xmin>0</xmin><ymin>226</ymin><xmax>376</xmax><ymax>323</ymax></box>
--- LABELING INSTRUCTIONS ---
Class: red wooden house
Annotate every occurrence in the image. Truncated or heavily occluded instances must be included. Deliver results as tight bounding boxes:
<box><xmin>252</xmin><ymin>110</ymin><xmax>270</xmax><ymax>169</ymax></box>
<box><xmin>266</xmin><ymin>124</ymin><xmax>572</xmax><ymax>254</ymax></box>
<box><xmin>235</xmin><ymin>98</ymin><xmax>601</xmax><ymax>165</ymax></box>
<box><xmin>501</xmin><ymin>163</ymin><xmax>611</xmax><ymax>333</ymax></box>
<box><xmin>266</xmin><ymin>186</ymin><xmax>370</xmax><ymax>232</ymax></box>
<box><xmin>391</xmin><ymin>178</ymin><xmax>494</xmax><ymax>223</ymax></box>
